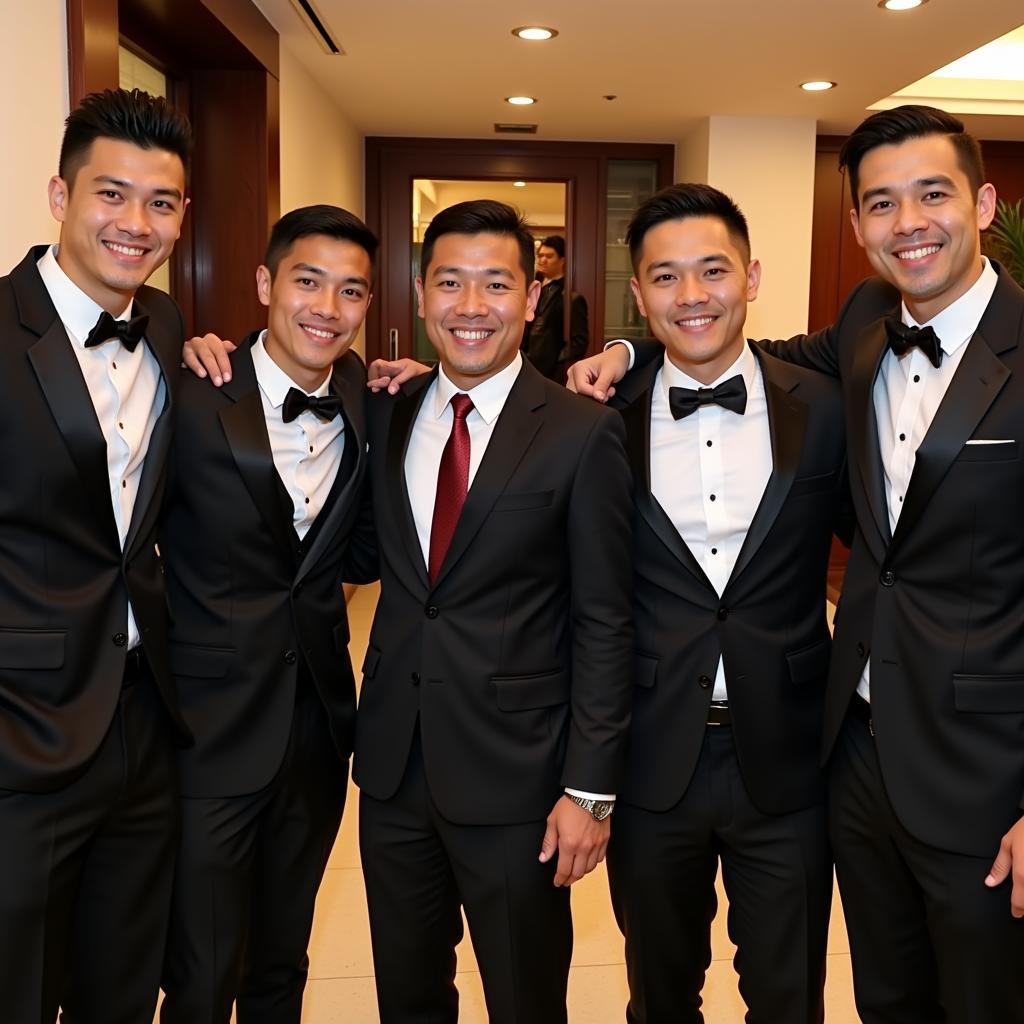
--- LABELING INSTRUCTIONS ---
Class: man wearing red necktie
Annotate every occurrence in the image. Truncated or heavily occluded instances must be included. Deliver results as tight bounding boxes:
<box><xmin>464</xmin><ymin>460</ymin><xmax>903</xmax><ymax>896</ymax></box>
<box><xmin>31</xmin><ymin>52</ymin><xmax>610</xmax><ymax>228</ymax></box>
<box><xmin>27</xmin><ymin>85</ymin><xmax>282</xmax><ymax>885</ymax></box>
<box><xmin>353</xmin><ymin>199</ymin><xmax>635</xmax><ymax>1024</ymax></box>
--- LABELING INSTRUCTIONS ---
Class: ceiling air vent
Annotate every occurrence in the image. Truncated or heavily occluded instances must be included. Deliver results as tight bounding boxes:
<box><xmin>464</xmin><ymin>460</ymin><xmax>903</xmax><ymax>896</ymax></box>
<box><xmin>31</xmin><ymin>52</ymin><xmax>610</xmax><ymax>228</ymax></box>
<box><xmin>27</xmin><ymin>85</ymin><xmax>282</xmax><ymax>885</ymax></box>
<box><xmin>288</xmin><ymin>0</ymin><xmax>344</xmax><ymax>55</ymax></box>
<box><xmin>494</xmin><ymin>123</ymin><xmax>538</xmax><ymax>134</ymax></box>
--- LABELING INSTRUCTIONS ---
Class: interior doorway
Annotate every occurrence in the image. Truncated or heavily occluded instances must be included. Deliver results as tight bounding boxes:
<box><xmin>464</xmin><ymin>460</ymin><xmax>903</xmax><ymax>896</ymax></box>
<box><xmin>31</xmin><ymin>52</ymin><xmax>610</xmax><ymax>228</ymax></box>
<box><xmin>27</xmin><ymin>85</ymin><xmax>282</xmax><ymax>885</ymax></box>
<box><xmin>365</xmin><ymin>137</ymin><xmax>674</xmax><ymax>364</ymax></box>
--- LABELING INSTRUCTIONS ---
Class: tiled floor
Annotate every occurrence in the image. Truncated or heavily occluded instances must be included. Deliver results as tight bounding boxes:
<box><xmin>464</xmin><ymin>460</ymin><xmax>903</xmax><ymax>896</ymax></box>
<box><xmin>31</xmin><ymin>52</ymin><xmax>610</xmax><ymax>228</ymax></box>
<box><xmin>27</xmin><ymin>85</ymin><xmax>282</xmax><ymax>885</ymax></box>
<box><xmin>161</xmin><ymin>584</ymin><xmax>862</xmax><ymax>1022</ymax></box>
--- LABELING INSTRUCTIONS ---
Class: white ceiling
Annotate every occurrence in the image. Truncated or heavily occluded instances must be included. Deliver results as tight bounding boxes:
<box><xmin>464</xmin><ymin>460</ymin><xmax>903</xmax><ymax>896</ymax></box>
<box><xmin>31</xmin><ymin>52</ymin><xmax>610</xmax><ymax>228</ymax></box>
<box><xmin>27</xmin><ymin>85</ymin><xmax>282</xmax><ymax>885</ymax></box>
<box><xmin>254</xmin><ymin>1</ymin><xmax>1024</xmax><ymax>141</ymax></box>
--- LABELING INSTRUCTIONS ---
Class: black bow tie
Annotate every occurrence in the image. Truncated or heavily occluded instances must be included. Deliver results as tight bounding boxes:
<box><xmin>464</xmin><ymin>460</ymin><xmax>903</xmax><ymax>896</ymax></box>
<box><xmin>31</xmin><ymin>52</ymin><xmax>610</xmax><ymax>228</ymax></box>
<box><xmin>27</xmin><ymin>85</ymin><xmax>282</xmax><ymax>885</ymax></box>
<box><xmin>669</xmin><ymin>374</ymin><xmax>747</xmax><ymax>420</ymax></box>
<box><xmin>282</xmin><ymin>387</ymin><xmax>342</xmax><ymax>424</ymax></box>
<box><xmin>884</xmin><ymin>317</ymin><xmax>943</xmax><ymax>369</ymax></box>
<box><xmin>84</xmin><ymin>309</ymin><xmax>149</xmax><ymax>353</ymax></box>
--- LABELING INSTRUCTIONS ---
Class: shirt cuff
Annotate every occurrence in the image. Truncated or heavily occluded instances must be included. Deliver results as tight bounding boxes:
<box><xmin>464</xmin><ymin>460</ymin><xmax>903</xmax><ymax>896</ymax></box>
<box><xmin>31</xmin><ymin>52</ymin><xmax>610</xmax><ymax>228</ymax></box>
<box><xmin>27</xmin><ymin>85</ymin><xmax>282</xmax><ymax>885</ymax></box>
<box><xmin>602</xmin><ymin>338</ymin><xmax>635</xmax><ymax>371</ymax></box>
<box><xmin>565</xmin><ymin>788</ymin><xmax>616</xmax><ymax>802</ymax></box>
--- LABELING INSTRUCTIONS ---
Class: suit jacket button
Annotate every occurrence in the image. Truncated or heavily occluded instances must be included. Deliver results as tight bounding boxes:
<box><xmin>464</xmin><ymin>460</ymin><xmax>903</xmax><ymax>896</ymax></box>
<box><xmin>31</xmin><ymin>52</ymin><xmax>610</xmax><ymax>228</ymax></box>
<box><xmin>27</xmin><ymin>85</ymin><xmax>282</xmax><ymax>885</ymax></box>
<box><xmin>716</xmin><ymin>606</ymin><xmax>728</xmax><ymax>621</ymax></box>
<box><xmin>411</xmin><ymin>672</ymin><xmax>421</xmax><ymax>686</ymax></box>
<box><xmin>880</xmin><ymin>569</ymin><xmax>896</xmax><ymax>587</ymax></box>
<box><xmin>698</xmin><ymin>674</ymin><xmax>713</xmax><ymax>689</ymax></box>
<box><xmin>856</xmin><ymin>642</ymin><xmax>866</xmax><ymax>657</ymax></box>
<box><xmin>425</xmin><ymin>605</ymin><xmax>439</xmax><ymax>619</ymax></box>
<box><xmin>293</xmin><ymin>583</ymin><xmax>304</xmax><ymax>597</ymax></box>
<box><xmin>284</xmin><ymin>649</ymin><xmax>297</xmax><ymax>664</ymax></box>
<box><xmin>113</xmin><ymin>632</ymin><xmax>129</xmax><ymax>647</ymax></box>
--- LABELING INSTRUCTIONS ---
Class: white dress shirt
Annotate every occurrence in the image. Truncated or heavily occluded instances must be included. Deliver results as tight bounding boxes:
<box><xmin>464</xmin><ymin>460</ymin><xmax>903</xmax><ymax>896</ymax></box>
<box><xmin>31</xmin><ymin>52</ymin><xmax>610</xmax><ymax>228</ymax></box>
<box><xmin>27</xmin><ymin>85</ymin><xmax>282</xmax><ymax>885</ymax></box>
<box><xmin>858</xmin><ymin>257</ymin><xmax>998</xmax><ymax>702</ymax></box>
<box><xmin>404</xmin><ymin>353</ymin><xmax>610</xmax><ymax>802</ymax></box>
<box><xmin>251</xmin><ymin>332</ymin><xmax>346</xmax><ymax>540</ymax></box>
<box><xmin>37</xmin><ymin>245</ymin><xmax>164</xmax><ymax>649</ymax></box>
<box><xmin>651</xmin><ymin>343</ymin><xmax>773</xmax><ymax>701</ymax></box>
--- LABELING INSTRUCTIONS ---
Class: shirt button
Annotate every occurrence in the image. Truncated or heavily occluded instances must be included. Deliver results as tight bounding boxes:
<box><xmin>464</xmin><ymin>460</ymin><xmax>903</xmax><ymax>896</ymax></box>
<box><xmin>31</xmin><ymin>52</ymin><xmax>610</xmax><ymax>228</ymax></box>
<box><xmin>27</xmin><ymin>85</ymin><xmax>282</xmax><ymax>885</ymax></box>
<box><xmin>425</xmin><ymin>605</ymin><xmax>439</xmax><ymax>619</ymax></box>
<box><xmin>913</xmin><ymin>374</ymin><xmax>920</xmax><ymax>383</ymax></box>
<box><xmin>706</xmin><ymin>440</ymin><xmax>712</xmax><ymax>447</ymax></box>
<box><xmin>711</xmin><ymin>547</ymin><xmax>718</xmax><ymax>555</ymax></box>
<box><xmin>284</xmin><ymin>650</ymin><xmax>297</xmax><ymax>664</ymax></box>
<box><xmin>717</xmin><ymin>606</ymin><xmax>729</xmax><ymax>621</ymax></box>
<box><xmin>709</xmin><ymin>494</ymin><xmax>716</xmax><ymax>502</ymax></box>
<box><xmin>112</xmin><ymin>632</ymin><xmax>128</xmax><ymax>647</ymax></box>
<box><xmin>899</xmin><ymin>433</ymin><xmax>906</xmax><ymax>441</ymax></box>
<box><xmin>880</xmin><ymin>569</ymin><xmax>896</xmax><ymax>587</ymax></box>
<box><xmin>304</xmin><ymin>497</ymin><xmax>310</xmax><ymax>505</ymax></box>
<box><xmin>698</xmin><ymin>674</ymin><xmax>713</xmax><ymax>689</ymax></box>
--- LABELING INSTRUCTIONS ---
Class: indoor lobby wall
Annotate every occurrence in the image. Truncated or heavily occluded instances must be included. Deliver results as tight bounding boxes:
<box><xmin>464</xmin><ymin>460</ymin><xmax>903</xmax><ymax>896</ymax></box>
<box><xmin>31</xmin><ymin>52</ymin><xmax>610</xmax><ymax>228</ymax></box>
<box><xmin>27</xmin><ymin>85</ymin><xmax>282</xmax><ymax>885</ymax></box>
<box><xmin>0</xmin><ymin>0</ymin><xmax>68</xmax><ymax>272</ymax></box>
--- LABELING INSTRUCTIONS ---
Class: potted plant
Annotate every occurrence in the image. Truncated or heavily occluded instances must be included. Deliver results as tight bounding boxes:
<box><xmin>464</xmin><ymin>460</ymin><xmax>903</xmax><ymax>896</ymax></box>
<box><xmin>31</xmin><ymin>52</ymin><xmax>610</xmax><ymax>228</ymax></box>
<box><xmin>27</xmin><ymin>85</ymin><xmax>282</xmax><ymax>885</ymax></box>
<box><xmin>985</xmin><ymin>199</ymin><xmax>1024</xmax><ymax>288</ymax></box>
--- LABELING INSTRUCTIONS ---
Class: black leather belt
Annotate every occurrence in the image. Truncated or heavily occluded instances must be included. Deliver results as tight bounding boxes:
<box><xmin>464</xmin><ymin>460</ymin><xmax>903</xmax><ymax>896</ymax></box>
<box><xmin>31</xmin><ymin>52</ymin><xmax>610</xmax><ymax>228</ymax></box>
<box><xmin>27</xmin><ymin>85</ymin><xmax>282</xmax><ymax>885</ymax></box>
<box><xmin>707</xmin><ymin>701</ymin><xmax>732</xmax><ymax>726</ymax></box>
<box><xmin>123</xmin><ymin>646</ymin><xmax>149</xmax><ymax>687</ymax></box>
<box><xmin>849</xmin><ymin>694</ymin><xmax>874</xmax><ymax>736</ymax></box>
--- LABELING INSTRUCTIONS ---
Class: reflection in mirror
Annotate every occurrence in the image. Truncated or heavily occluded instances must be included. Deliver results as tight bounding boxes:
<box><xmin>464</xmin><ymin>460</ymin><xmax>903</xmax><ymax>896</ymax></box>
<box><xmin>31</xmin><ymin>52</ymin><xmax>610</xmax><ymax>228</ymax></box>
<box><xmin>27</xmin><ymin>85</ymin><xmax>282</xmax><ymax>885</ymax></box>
<box><xmin>411</xmin><ymin>179</ymin><xmax>567</xmax><ymax>363</ymax></box>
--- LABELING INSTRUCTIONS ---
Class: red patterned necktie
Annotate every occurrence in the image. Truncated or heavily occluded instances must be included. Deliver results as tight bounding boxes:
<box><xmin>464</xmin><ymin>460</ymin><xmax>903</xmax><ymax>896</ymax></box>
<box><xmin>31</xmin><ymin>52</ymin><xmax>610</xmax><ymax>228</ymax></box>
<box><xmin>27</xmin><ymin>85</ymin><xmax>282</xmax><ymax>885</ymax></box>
<box><xmin>428</xmin><ymin>393</ymin><xmax>474</xmax><ymax>582</ymax></box>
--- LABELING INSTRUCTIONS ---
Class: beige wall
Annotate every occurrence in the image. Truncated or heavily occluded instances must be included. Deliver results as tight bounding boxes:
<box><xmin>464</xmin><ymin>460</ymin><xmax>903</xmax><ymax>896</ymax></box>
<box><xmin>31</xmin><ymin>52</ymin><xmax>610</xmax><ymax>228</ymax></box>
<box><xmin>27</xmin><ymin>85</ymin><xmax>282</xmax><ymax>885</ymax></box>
<box><xmin>279</xmin><ymin>46</ymin><xmax>363</xmax><ymax>218</ymax></box>
<box><xmin>671</xmin><ymin>116</ymin><xmax>817</xmax><ymax>340</ymax></box>
<box><xmin>0</xmin><ymin>0</ymin><xmax>68</xmax><ymax>273</ymax></box>
<box><xmin>277</xmin><ymin>45</ymin><xmax>366</xmax><ymax>354</ymax></box>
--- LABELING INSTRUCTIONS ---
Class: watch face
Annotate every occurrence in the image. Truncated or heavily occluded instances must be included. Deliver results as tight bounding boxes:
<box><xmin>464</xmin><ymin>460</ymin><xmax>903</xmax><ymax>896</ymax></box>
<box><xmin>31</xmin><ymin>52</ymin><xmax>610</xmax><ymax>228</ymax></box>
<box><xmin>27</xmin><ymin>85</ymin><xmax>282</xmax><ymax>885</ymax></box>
<box><xmin>592</xmin><ymin>801</ymin><xmax>614</xmax><ymax>821</ymax></box>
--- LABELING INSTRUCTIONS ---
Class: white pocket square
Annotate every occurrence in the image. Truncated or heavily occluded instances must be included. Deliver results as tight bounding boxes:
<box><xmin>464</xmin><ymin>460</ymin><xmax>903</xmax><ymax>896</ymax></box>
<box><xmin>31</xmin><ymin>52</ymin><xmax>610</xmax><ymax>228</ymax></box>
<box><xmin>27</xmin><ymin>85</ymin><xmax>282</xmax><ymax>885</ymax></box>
<box><xmin>964</xmin><ymin>439</ymin><xmax>1014</xmax><ymax>445</ymax></box>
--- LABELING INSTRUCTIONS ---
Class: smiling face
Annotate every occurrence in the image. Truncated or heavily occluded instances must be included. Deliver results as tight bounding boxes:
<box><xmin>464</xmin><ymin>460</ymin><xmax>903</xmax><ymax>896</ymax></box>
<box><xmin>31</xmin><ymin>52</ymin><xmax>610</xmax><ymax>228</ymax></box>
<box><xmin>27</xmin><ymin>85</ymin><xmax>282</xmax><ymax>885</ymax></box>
<box><xmin>416</xmin><ymin>231</ymin><xmax>540</xmax><ymax>390</ymax></box>
<box><xmin>257</xmin><ymin>234</ymin><xmax>373</xmax><ymax>392</ymax></box>
<box><xmin>850</xmin><ymin>134</ymin><xmax>996</xmax><ymax>323</ymax></box>
<box><xmin>630</xmin><ymin>216</ymin><xmax>760</xmax><ymax>385</ymax></box>
<box><xmin>48</xmin><ymin>137</ymin><xmax>188</xmax><ymax>313</ymax></box>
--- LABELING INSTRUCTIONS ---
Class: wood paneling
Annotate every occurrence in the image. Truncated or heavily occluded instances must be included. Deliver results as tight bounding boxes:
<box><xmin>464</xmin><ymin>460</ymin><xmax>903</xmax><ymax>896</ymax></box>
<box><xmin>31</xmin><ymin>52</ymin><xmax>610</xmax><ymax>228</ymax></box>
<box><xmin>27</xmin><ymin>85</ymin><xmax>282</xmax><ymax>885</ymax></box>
<box><xmin>67</xmin><ymin>0</ymin><xmax>120</xmax><ymax>105</ymax></box>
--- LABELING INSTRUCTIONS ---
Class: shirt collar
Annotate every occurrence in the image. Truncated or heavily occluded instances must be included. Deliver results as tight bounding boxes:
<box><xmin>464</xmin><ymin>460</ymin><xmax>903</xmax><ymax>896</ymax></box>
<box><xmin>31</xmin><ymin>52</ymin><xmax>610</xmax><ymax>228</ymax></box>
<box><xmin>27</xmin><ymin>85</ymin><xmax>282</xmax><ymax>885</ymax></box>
<box><xmin>903</xmin><ymin>256</ymin><xmax>999</xmax><ymax>356</ymax></box>
<box><xmin>432</xmin><ymin>352</ymin><xmax>523</xmax><ymax>426</ymax></box>
<box><xmin>37</xmin><ymin>244</ymin><xmax>134</xmax><ymax>346</ymax></box>
<box><xmin>660</xmin><ymin>339</ymin><xmax>757</xmax><ymax>397</ymax></box>
<box><xmin>252</xmin><ymin>330</ymin><xmax>332</xmax><ymax>409</ymax></box>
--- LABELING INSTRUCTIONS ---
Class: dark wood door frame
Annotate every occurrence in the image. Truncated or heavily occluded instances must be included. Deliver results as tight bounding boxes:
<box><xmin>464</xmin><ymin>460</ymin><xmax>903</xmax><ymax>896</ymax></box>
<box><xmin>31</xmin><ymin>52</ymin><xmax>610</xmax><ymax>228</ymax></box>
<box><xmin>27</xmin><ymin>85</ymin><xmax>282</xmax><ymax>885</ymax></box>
<box><xmin>365</xmin><ymin>137</ymin><xmax>673</xmax><ymax>363</ymax></box>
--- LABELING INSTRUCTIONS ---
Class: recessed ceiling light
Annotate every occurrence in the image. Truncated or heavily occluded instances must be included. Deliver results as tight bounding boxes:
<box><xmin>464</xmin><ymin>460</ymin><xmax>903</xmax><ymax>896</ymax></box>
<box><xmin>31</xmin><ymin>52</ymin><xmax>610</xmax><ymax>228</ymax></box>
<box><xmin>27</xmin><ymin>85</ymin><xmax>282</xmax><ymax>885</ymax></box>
<box><xmin>513</xmin><ymin>181</ymin><xmax>527</xmax><ymax>188</ymax></box>
<box><xmin>800</xmin><ymin>80</ymin><xmax>837</xmax><ymax>92</ymax></box>
<box><xmin>512</xmin><ymin>26</ymin><xmax>557</xmax><ymax>41</ymax></box>
<box><xmin>506</xmin><ymin>96</ymin><xmax>536</xmax><ymax>106</ymax></box>
<box><xmin>879</xmin><ymin>0</ymin><xmax>927</xmax><ymax>10</ymax></box>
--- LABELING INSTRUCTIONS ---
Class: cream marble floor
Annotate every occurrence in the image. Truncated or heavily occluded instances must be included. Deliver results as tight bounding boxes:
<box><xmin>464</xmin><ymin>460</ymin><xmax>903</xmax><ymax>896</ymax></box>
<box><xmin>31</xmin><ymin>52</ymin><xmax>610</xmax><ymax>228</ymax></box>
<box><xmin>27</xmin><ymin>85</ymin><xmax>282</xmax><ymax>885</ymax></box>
<box><xmin>162</xmin><ymin>584</ymin><xmax>861</xmax><ymax>1022</ymax></box>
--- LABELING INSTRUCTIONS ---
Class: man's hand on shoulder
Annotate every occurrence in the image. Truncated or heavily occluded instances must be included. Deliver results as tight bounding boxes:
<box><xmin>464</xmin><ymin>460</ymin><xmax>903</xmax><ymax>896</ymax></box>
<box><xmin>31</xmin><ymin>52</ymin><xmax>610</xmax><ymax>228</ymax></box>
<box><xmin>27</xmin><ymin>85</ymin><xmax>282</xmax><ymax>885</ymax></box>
<box><xmin>985</xmin><ymin>816</ymin><xmax>1024</xmax><ymax>918</ymax></box>
<box><xmin>367</xmin><ymin>357</ymin><xmax>432</xmax><ymax>394</ymax></box>
<box><xmin>182</xmin><ymin>333</ymin><xmax>237</xmax><ymax>386</ymax></box>
<box><xmin>565</xmin><ymin>344</ymin><xmax>631</xmax><ymax>403</ymax></box>
<box><xmin>538</xmin><ymin>795</ymin><xmax>611</xmax><ymax>886</ymax></box>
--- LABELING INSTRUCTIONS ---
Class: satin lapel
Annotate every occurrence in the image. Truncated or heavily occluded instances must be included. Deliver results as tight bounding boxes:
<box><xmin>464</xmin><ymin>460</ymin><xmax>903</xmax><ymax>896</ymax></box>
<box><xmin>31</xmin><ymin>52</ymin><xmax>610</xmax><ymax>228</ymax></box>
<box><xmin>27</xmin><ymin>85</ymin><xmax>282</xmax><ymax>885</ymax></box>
<box><xmin>618</xmin><ymin>362</ymin><xmax>713</xmax><ymax>586</ymax></box>
<box><xmin>218</xmin><ymin>353</ymin><xmax>296</xmax><ymax>558</ymax></box>
<box><xmin>124</xmin><ymin>303</ymin><xmax>178</xmax><ymax>557</ymax></box>
<box><xmin>430</xmin><ymin>363</ymin><xmax>544</xmax><ymax>589</ymax></box>
<box><xmin>849</xmin><ymin>317</ymin><xmax>892</xmax><ymax>548</ymax></box>
<box><xmin>296</xmin><ymin>366</ymin><xmax>366</xmax><ymax>580</ymax></box>
<box><xmin>385</xmin><ymin>371</ymin><xmax>434</xmax><ymax>589</ymax></box>
<box><xmin>728</xmin><ymin>354</ymin><xmax>807</xmax><ymax>589</ymax></box>
<box><xmin>27</xmin><ymin>321</ymin><xmax>120</xmax><ymax>550</ymax></box>
<box><xmin>889</xmin><ymin>330</ymin><xmax>1009</xmax><ymax>559</ymax></box>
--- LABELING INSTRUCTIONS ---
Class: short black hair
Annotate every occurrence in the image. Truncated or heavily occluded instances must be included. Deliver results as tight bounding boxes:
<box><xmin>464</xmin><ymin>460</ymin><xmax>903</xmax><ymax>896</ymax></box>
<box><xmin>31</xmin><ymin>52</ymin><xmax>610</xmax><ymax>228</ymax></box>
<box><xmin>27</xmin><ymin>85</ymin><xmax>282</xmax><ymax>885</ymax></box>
<box><xmin>626</xmin><ymin>183</ymin><xmax>751</xmax><ymax>269</ymax></box>
<box><xmin>264</xmin><ymin>205</ymin><xmax>379</xmax><ymax>281</ymax></box>
<box><xmin>421</xmin><ymin>200</ymin><xmax>535</xmax><ymax>284</ymax></box>
<box><xmin>539</xmin><ymin>235</ymin><xmax>565</xmax><ymax>258</ymax></box>
<box><xmin>840</xmin><ymin>104</ymin><xmax>985</xmax><ymax>207</ymax></box>
<box><xmin>59</xmin><ymin>88</ymin><xmax>193</xmax><ymax>188</ymax></box>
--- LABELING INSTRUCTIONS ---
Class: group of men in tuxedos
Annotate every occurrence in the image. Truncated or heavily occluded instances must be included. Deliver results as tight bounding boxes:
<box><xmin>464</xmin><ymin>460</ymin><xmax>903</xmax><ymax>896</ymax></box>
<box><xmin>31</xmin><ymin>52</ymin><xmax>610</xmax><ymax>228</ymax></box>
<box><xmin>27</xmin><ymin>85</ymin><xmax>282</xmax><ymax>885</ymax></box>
<box><xmin>1</xmin><ymin>84</ymin><xmax>1022</xmax><ymax>1024</ymax></box>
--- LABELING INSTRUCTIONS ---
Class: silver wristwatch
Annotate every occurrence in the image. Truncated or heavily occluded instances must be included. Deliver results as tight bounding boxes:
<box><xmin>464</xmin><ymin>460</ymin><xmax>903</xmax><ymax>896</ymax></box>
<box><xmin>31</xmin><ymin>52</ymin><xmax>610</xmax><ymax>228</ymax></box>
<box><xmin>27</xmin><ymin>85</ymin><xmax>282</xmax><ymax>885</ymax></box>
<box><xmin>567</xmin><ymin>794</ymin><xmax>614</xmax><ymax>821</ymax></box>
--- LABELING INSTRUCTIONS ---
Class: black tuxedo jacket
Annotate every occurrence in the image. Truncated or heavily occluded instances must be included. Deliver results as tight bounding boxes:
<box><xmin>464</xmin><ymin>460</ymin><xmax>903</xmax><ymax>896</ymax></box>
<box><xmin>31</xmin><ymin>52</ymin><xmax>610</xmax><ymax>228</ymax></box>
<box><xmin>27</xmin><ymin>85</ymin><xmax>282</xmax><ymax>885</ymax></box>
<box><xmin>0</xmin><ymin>245</ymin><xmax>190</xmax><ymax>792</ymax></box>
<box><xmin>352</xmin><ymin>359</ymin><xmax>634</xmax><ymax>825</ymax></box>
<box><xmin>522</xmin><ymin>277</ymin><xmax>589</xmax><ymax>380</ymax></box>
<box><xmin>159</xmin><ymin>335</ymin><xmax>377</xmax><ymax>798</ymax></box>
<box><xmin>611</xmin><ymin>345</ymin><xmax>845</xmax><ymax>815</ymax></box>
<box><xmin>760</xmin><ymin>264</ymin><xmax>1024</xmax><ymax>855</ymax></box>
